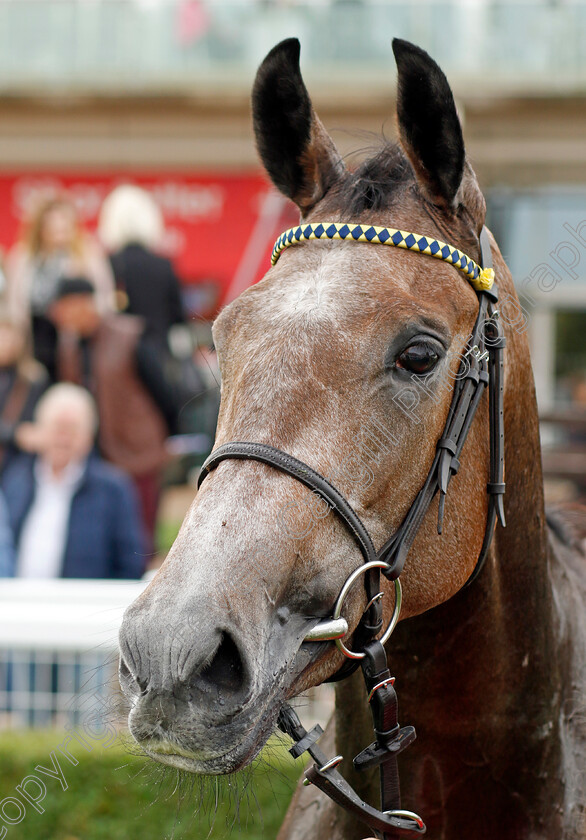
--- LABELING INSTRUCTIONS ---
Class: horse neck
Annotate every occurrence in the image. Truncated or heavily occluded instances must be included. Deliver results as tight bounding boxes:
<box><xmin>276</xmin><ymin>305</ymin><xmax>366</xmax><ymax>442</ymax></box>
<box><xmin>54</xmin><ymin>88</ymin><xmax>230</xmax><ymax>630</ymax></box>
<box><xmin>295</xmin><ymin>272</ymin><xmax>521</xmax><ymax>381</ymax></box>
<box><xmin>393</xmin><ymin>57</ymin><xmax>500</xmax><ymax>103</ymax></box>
<box><xmin>333</xmin><ymin>324</ymin><xmax>567</xmax><ymax>838</ymax></box>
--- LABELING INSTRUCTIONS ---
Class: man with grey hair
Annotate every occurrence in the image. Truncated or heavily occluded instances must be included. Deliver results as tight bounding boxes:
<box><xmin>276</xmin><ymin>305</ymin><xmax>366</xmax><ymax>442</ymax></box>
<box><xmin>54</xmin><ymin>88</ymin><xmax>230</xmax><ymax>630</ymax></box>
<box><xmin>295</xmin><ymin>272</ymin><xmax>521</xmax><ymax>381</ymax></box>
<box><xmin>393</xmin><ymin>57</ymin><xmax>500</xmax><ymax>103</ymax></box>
<box><xmin>0</xmin><ymin>383</ymin><xmax>145</xmax><ymax>579</ymax></box>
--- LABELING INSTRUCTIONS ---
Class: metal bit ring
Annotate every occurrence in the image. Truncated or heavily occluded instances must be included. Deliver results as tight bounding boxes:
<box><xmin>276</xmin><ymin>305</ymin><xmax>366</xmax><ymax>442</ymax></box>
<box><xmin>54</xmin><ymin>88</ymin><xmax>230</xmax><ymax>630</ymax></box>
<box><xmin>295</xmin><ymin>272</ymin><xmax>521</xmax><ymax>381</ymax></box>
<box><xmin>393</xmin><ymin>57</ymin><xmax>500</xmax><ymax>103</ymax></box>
<box><xmin>333</xmin><ymin>561</ymin><xmax>402</xmax><ymax>660</ymax></box>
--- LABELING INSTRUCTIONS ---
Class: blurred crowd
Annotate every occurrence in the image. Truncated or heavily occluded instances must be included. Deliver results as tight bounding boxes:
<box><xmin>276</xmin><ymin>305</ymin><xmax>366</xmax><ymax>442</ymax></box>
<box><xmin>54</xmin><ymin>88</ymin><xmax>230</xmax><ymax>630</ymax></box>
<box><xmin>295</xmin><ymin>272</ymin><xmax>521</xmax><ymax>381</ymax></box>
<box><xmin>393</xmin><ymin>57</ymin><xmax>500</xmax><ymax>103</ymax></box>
<box><xmin>0</xmin><ymin>185</ymin><xmax>212</xmax><ymax>580</ymax></box>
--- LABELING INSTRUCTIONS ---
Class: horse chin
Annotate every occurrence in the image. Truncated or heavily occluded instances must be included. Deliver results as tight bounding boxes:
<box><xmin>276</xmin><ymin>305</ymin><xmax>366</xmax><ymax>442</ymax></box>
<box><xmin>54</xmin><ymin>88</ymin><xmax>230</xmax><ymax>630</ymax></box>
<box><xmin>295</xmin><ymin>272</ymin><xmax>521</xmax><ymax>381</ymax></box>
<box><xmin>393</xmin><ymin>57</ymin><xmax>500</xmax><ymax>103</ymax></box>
<box><xmin>126</xmin><ymin>683</ymin><xmax>285</xmax><ymax>776</ymax></box>
<box><xmin>134</xmin><ymin>715</ymin><xmax>273</xmax><ymax>775</ymax></box>
<box><xmin>141</xmin><ymin>736</ymin><xmax>265</xmax><ymax>775</ymax></box>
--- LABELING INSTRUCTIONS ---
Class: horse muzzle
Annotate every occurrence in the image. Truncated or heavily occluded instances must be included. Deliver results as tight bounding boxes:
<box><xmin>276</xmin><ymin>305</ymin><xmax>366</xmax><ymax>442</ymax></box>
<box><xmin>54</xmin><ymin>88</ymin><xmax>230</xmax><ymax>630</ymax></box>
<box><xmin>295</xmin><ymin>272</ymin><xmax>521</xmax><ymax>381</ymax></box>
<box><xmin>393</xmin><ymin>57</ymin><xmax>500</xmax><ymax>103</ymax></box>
<box><xmin>118</xmin><ymin>594</ymin><xmax>326</xmax><ymax>774</ymax></box>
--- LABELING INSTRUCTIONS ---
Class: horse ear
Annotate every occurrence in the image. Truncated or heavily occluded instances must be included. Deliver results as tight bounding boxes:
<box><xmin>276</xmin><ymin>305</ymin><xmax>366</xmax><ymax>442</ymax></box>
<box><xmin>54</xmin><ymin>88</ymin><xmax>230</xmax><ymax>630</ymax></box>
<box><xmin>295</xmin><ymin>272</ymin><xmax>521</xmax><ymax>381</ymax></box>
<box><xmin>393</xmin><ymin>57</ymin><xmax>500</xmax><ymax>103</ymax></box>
<box><xmin>252</xmin><ymin>38</ymin><xmax>344</xmax><ymax>215</ymax></box>
<box><xmin>392</xmin><ymin>39</ymin><xmax>465</xmax><ymax>209</ymax></box>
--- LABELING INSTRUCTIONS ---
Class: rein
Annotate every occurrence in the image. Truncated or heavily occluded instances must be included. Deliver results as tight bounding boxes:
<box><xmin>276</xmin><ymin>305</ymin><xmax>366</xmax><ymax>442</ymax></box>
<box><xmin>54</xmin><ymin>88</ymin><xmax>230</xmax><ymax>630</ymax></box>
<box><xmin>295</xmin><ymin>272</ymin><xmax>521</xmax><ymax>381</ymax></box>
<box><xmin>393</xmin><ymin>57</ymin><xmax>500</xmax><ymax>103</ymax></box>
<box><xmin>198</xmin><ymin>223</ymin><xmax>506</xmax><ymax>838</ymax></box>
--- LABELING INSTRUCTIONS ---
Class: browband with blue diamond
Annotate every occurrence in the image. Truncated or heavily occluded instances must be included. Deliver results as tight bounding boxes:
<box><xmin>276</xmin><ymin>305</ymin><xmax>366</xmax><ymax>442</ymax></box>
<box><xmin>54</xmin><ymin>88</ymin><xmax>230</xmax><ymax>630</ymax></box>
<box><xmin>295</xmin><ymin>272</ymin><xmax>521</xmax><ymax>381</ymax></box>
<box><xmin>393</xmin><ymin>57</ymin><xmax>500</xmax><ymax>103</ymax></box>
<box><xmin>271</xmin><ymin>222</ymin><xmax>494</xmax><ymax>292</ymax></box>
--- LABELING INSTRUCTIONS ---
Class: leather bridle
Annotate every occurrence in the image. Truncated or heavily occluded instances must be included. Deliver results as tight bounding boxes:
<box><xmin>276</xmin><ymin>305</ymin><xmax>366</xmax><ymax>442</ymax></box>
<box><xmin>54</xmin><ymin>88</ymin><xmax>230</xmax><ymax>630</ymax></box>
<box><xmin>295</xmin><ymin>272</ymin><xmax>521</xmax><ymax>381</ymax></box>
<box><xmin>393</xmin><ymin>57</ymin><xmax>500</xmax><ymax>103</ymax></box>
<box><xmin>197</xmin><ymin>224</ymin><xmax>506</xmax><ymax>838</ymax></box>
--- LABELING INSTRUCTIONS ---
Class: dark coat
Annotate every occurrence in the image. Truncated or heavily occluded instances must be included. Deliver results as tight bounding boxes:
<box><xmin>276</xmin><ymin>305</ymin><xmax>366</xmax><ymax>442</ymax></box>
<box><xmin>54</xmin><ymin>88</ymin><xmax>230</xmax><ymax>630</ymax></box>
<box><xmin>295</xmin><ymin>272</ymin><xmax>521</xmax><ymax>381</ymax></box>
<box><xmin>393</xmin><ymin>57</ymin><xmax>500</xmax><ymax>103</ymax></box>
<box><xmin>109</xmin><ymin>243</ymin><xmax>185</xmax><ymax>351</ymax></box>
<box><xmin>56</xmin><ymin>316</ymin><xmax>173</xmax><ymax>476</ymax></box>
<box><xmin>0</xmin><ymin>363</ymin><xmax>49</xmax><ymax>473</ymax></box>
<box><xmin>0</xmin><ymin>454</ymin><xmax>146</xmax><ymax>579</ymax></box>
<box><xmin>0</xmin><ymin>489</ymin><xmax>14</xmax><ymax>577</ymax></box>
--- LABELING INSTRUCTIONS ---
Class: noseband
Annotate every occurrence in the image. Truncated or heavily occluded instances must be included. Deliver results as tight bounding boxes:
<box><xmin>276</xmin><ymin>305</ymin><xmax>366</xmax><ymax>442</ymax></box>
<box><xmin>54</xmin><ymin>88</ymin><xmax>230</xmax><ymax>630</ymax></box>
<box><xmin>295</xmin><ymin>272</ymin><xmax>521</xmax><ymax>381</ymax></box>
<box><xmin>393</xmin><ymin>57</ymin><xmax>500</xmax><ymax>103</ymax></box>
<box><xmin>198</xmin><ymin>222</ymin><xmax>506</xmax><ymax>838</ymax></box>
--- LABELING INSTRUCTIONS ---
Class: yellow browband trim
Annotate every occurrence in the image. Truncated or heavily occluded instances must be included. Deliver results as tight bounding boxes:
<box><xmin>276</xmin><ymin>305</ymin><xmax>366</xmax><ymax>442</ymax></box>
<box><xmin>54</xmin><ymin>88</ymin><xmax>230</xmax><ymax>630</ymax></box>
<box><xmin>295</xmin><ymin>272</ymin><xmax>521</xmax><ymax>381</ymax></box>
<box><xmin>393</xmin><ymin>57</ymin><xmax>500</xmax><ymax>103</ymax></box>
<box><xmin>271</xmin><ymin>222</ymin><xmax>495</xmax><ymax>293</ymax></box>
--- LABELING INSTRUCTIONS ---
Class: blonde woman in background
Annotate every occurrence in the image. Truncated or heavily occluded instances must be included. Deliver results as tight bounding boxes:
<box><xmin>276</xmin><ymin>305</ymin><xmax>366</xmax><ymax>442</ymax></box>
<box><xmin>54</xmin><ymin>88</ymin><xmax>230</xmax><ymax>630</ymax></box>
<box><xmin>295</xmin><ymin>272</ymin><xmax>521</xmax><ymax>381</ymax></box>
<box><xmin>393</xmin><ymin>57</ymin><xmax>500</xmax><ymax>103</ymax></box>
<box><xmin>99</xmin><ymin>184</ymin><xmax>185</xmax><ymax>355</ymax></box>
<box><xmin>5</xmin><ymin>195</ymin><xmax>114</xmax><ymax>380</ymax></box>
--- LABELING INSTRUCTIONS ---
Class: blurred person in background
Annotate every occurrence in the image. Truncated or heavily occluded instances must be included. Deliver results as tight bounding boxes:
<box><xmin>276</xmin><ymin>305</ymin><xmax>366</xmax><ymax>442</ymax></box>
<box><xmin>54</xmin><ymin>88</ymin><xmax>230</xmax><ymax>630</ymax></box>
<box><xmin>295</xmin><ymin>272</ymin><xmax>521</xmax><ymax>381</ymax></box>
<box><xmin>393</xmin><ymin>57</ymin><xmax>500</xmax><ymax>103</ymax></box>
<box><xmin>49</xmin><ymin>277</ymin><xmax>178</xmax><ymax>548</ymax></box>
<box><xmin>569</xmin><ymin>373</ymin><xmax>586</xmax><ymax>499</ymax></box>
<box><xmin>572</xmin><ymin>373</ymin><xmax>586</xmax><ymax>411</ymax></box>
<box><xmin>0</xmin><ymin>246</ymin><xmax>6</xmax><ymax>297</ymax></box>
<box><xmin>99</xmin><ymin>185</ymin><xmax>212</xmax><ymax>445</ymax></box>
<box><xmin>0</xmin><ymin>488</ymin><xmax>14</xmax><ymax>576</ymax></box>
<box><xmin>0</xmin><ymin>302</ymin><xmax>49</xmax><ymax>474</ymax></box>
<box><xmin>4</xmin><ymin>195</ymin><xmax>115</xmax><ymax>380</ymax></box>
<box><xmin>0</xmin><ymin>383</ymin><xmax>145</xmax><ymax>579</ymax></box>
<box><xmin>99</xmin><ymin>184</ymin><xmax>186</xmax><ymax>354</ymax></box>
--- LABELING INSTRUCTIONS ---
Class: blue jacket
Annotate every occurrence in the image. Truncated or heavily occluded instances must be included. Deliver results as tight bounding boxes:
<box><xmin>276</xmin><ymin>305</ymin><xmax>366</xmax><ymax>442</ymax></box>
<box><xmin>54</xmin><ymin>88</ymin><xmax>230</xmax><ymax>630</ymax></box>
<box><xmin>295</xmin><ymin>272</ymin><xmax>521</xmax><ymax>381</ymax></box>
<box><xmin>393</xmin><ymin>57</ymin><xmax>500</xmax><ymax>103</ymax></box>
<box><xmin>1</xmin><ymin>455</ymin><xmax>146</xmax><ymax>579</ymax></box>
<box><xmin>0</xmin><ymin>489</ymin><xmax>14</xmax><ymax>576</ymax></box>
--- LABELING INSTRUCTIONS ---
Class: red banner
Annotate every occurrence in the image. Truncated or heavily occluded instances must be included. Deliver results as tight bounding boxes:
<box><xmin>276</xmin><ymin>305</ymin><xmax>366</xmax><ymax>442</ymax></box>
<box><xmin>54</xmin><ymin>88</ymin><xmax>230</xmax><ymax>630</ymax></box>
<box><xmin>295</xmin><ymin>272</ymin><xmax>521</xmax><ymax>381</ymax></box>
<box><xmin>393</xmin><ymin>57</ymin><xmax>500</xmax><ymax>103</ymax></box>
<box><xmin>0</xmin><ymin>171</ymin><xmax>297</xmax><ymax>313</ymax></box>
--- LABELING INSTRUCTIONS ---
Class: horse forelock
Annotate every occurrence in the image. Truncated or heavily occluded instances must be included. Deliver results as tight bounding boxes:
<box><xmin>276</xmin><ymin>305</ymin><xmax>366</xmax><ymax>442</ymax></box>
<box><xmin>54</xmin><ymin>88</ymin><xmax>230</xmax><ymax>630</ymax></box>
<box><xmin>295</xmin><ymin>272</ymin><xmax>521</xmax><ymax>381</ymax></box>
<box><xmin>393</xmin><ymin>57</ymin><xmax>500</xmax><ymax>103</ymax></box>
<box><xmin>323</xmin><ymin>142</ymin><xmax>414</xmax><ymax>216</ymax></box>
<box><xmin>311</xmin><ymin>141</ymin><xmax>484</xmax><ymax>259</ymax></box>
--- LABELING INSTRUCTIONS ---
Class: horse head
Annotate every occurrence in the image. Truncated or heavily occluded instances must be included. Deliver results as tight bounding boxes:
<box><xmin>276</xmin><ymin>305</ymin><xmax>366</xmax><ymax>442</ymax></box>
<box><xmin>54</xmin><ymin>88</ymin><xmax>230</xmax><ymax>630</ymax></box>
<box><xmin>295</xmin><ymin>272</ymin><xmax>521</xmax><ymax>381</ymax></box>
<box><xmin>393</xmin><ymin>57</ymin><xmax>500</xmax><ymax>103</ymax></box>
<box><xmin>119</xmin><ymin>39</ymin><xmax>516</xmax><ymax>777</ymax></box>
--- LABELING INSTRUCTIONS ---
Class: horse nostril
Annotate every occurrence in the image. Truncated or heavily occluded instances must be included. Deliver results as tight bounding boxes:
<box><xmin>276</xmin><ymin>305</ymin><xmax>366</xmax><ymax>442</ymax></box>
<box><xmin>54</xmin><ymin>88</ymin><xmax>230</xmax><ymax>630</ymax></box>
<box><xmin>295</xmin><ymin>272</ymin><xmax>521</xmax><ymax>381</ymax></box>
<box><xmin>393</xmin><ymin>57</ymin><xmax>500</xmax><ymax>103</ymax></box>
<box><xmin>198</xmin><ymin>632</ymin><xmax>246</xmax><ymax>696</ymax></box>
<box><xmin>119</xmin><ymin>651</ymin><xmax>147</xmax><ymax>695</ymax></box>
<box><xmin>119</xmin><ymin>656</ymin><xmax>131</xmax><ymax>681</ymax></box>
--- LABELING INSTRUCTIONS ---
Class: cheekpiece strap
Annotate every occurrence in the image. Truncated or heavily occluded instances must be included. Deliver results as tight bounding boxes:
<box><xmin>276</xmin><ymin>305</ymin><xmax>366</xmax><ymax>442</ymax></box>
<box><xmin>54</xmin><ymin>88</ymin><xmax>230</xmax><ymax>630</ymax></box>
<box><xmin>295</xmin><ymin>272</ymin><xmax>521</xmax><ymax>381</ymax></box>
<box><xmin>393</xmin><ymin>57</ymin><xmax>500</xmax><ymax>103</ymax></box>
<box><xmin>271</xmin><ymin>222</ymin><xmax>495</xmax><ymax>293</ymax></box>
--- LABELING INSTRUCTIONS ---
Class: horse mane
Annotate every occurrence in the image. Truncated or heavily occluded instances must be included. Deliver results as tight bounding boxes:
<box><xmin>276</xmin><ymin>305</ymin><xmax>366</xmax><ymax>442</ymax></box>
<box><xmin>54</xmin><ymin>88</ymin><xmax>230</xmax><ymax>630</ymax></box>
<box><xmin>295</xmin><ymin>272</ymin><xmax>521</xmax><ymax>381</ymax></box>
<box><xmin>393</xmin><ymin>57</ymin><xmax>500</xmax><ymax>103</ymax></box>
<box><xmin>546</xmin><ymin>503</ymin><xmax>586</xmax><ymax>555</ymax></box>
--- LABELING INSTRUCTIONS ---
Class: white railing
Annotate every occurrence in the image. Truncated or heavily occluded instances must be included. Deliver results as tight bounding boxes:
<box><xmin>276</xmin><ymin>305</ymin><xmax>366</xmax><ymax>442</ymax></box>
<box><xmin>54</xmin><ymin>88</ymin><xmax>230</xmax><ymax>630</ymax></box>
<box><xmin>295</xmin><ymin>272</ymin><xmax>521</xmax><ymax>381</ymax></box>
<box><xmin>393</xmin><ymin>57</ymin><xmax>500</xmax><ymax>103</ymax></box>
<box><xmin>0</xmin><ymin>579</ymin><xmax>148</xmax><ymax>651</ymax></box>
<box><xmin>0</xmin><ymin>579</ymin><xmax>148</xmax><ymax>728</ymax></box>
<box><xmin>0</xmin><ymin>578</ymin><xmax>334</xmax><ymax>730</ymax></box>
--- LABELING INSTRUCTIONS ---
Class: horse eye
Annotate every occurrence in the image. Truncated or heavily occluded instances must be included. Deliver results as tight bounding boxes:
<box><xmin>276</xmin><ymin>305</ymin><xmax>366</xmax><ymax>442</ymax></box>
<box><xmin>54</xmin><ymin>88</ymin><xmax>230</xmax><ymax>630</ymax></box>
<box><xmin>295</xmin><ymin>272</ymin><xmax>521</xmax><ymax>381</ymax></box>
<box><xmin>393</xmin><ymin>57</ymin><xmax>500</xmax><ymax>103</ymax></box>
<box><xmin>396</xmin><ymin>342</ymin><xmax>440</xmax><ymax>375</ymax></box>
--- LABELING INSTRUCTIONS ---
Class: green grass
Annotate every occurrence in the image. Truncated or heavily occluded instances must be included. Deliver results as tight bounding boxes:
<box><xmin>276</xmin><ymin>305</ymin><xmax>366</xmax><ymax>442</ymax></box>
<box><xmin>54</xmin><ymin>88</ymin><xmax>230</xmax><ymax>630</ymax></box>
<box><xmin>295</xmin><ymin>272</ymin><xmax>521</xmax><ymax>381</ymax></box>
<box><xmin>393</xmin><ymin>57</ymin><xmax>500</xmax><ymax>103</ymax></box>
<box><xmin>156</xmin><ymin>518</ymin><xmax>183</xmax><ymax>555</ymax></box>
<box><xmin>0</xmin><ymin>730</ymin><xmax>302</xmax><ymax>840</ymax></box>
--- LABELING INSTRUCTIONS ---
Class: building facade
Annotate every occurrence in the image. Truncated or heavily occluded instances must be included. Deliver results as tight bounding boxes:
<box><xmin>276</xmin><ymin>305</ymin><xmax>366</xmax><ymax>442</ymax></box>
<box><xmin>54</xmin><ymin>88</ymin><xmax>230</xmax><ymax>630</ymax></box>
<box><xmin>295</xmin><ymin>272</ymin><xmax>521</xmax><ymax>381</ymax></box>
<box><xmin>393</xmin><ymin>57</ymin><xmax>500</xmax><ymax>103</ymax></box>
<box><xmin>0</xmin><ymin>0</ymin><xmax>584</xmax><ymax>406</ymax></box>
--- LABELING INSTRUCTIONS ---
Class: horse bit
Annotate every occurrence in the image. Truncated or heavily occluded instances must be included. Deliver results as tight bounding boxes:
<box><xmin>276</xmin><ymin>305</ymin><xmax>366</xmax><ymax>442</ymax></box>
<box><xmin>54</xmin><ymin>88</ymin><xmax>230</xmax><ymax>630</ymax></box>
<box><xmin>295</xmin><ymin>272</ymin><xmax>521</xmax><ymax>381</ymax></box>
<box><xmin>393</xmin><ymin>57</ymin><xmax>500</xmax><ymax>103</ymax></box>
<box><xmin>198</xmin><ymin>221</ymin><xmax>506</xmax><ymax>838</ymax></box>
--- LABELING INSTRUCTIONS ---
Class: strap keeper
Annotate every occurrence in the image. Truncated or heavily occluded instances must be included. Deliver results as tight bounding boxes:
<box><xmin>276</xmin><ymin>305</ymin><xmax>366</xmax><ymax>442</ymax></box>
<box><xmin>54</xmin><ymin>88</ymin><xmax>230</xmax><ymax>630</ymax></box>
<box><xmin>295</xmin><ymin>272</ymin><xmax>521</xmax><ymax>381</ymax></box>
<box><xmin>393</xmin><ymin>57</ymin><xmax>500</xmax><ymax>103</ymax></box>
<box><xmin>464</xmin><ymin>365</ymin><xmax>481</xmax><ymax>383</ymax></box>
<box><xmin>487</xmin><ymin>482</ymin><xmax>506</xmax><ymax>495</ymax></box>
<box><xmin>361</xmin><ymin>619</ymin><xmax>384</xmax><ymax>636</ymax></box>
<box><xmin>288</xmin><ymin>724</ymin><xmax>324</xmax><ymax>758</ymax></box>
<box><xmin>438</xmin><ymin>437</ymin><xmax>458</xmax><ymax>456</ymax></box>
<box><xmin>478</xmin><ymin>369</ymin><xmax>490</xmax><ymax>385</ymax></box>
<box><xmin>489</xmin><ymin>336</ymin><xmax>506</xmax><ymax>350</ymax></box>
<box><xmin>375</xmin><ymin>723</ymin><xmax>400</xmax><ymax>741</ymax></box>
